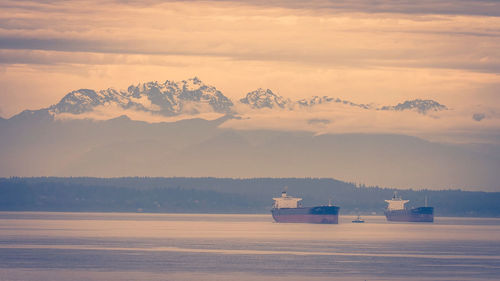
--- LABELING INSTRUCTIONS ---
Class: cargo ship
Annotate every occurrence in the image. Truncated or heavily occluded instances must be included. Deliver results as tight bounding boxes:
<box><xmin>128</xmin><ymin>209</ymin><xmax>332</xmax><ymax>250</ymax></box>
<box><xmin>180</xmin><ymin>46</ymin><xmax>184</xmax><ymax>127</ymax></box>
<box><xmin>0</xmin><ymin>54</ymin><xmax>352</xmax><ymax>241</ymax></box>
<box><xmin>384</xmin><ymin>192</ymin><xmax>434</xmax><ymax>222</ymax></box>
<box><xmin>271</xmin><ymin>190</ymin><xmax>340</xmax><ymax>224</ymax></box>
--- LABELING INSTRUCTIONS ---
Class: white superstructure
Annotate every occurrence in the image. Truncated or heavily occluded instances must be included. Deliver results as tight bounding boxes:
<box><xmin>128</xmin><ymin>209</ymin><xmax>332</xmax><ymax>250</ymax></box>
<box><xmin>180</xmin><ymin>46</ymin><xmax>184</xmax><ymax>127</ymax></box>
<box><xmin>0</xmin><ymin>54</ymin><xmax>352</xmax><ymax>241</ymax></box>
<box><xmin>385</xmin><ymin>192</ymin><xmax>409</xmax><ymax>210</ymax></box>
<box><xmin>272</xmin><ymin>190</ymin><xmax>302</xmax><ymax>209</ymax></box>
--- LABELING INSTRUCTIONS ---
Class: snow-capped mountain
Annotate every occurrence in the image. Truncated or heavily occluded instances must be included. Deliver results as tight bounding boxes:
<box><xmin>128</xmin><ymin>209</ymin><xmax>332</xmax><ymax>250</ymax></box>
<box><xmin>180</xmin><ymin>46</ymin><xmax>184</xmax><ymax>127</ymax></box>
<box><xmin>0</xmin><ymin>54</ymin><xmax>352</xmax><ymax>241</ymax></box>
<box><xmin>239</xmin><ymin>88</ymin><xmax>290</xmax><ymax>109</ymax></box>
<box><xmin>295</xmin><ymin>97</ymin><xmax>446</xmax><ymax>115</ymax></box>
<box><xmin>297</xmin><ymin>96</ymin><xmax>334</xmax><ymax>106</ymax></box>
<box><xmin>52</xmin><ymin>88</ymin><xmax>128</xmax><ymax>115</ymax></box>
<box><xmin>297</xmin><ymin>96</ymin><xmax>372</xmax><ymax>109</ymax></box>
<box><xmin>49</xmin><ymin>77</ymin><xmax>233</xmax><ymax>116</ymax></box>
<box><xmin>379</xmin><ymin>99</ymin><xmax>447</xmax><ymax>114</ymax></box>
<box><xmin>2</xmin><ymin>78</ymin><xmax>496</xmax><ymax>191</ymax></box>
<box><xmin>239</xmin><ymin>91</ymin><xmax>373</xmax><ymax>111</ymax></box>
<box><xmin>9</xmin><ymin>78</ymin><xmax>448</xmax><ymax>122</ymax></box>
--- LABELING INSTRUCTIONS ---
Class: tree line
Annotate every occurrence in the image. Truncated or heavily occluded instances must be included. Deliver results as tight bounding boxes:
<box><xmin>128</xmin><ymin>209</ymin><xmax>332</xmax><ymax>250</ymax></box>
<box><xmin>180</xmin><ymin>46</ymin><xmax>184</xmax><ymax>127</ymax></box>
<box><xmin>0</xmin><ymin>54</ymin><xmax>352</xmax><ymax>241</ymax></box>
<box><xmin>1</xmin><ymin>177</ymin><xmax>499</xmax><ymax>216</ymax></box>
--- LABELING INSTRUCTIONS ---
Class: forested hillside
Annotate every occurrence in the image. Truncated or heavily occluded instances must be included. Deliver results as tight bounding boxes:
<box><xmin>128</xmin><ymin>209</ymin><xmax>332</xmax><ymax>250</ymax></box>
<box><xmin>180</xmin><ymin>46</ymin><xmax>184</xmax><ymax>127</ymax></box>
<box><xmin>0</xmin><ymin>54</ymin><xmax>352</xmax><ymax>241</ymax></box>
<box><xmin>1</xmin><ymin>177</ymin><xmax>499</xmax><ymax>216</ymax></box>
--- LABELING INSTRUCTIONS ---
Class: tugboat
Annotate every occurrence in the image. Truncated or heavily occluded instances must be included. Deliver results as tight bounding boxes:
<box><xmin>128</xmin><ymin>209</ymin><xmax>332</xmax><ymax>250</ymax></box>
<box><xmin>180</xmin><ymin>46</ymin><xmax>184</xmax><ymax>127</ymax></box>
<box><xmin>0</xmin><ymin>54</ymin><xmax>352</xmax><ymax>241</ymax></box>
<box><xmin>352</xmin><ymin>215</ymin><xmax>365</xmax><ymax>223</ymax></box>
<box><xmin>384</xmin><ymin>192</ymin><xmax>434</xmax><ymax>222</ymax></box>
<box><xmin>271</xmin><ymin>189</ymin><xmax>340</xmax><ymax>224</ymax></box>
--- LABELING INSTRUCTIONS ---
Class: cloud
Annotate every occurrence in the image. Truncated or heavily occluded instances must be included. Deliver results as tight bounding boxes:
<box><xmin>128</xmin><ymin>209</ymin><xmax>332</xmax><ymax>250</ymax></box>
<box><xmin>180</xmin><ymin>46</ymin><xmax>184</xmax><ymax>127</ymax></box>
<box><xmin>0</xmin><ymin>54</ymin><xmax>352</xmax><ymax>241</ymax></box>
<box><xmin>12</xmin><ymin>0</ymin><xmax>496</xmax><ymax>17</ymax></box>
<box><xmin>221</xmin><ymin>102</ymin><xmax>500</xmax><ymax>144</ymax></box>
<box><xmin>210</xmin><ymin>0</ymin><xmax>500</xmax><ymax>17</ymax></box>
<box><xmin>54</xmin><ymin>103</ymin><xmax>225</xmax><ymax>123</ymax></box>
<box><xmin>0</xmin><ymin>1</ymin><xmax>499</xmax><ymax>73</ymax></box>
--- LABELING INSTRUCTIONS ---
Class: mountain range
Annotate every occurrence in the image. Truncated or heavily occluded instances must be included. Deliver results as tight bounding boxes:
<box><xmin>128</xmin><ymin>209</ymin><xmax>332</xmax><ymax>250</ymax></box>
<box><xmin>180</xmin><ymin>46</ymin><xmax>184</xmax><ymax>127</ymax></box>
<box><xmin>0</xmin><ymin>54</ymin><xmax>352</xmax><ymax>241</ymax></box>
<box><xmin>9</xmin><ymin>77</ymin><xmax>447</xmax><ymax>120</ymax></box>
<box><xmin>1</xmin><ymin>78</ymin><xmax>498</xmax><ymax>191</ymax></box>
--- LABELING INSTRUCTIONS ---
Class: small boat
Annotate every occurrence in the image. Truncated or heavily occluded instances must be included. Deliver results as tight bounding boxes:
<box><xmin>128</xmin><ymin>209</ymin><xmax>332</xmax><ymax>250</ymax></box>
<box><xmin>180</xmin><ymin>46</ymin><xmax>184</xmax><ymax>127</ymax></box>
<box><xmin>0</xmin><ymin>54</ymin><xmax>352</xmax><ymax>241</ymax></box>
<box><xmin>352</xmin><ymin>215</ymin><xmax>365</xmax><ymax>223</ymax></box>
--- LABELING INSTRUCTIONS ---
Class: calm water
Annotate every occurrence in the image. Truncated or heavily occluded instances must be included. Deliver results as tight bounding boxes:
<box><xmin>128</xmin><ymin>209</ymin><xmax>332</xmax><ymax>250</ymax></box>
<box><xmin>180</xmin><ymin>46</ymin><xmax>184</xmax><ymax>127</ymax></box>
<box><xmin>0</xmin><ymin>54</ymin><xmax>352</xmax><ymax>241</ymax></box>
<box><xmin>0</xmin><ymin>212</ymin><xmax>499</xmax><ymax>281</ymax></box>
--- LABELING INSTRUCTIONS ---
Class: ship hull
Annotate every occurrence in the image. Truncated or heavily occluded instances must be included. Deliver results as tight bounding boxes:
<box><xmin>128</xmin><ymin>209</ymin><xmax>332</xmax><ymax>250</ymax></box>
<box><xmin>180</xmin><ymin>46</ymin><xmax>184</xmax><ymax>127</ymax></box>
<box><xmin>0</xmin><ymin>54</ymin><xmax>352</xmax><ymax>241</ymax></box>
<box><xmin>384</xmin><ymin>207</ymin><xmax>434</xmax><ymax>222</ymax></box>
<box><xmin>271</xmin><ymin>206</ymin><xmax>340</xmax><ymax>224</ymax></box>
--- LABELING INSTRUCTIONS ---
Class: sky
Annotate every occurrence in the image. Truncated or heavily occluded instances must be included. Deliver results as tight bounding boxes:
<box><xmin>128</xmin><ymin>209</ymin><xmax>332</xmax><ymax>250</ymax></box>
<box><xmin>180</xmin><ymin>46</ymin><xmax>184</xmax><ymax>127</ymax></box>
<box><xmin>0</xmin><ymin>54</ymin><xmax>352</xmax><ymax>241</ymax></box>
<box><xmin>0</xmin><ymin>0</ymin><xmax>499</xmax><ymax>142</ymax></box>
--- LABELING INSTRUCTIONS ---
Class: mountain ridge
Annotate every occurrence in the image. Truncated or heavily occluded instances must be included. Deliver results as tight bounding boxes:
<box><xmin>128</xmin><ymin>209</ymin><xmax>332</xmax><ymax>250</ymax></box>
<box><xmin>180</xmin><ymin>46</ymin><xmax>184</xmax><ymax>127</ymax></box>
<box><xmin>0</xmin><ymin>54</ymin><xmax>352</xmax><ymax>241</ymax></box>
<box><xmin>48</xmin><ymin>77</ymin><xmax>234</xmax><ymax>117</ymax></box>
<box><xmin>380</xmin><ymin>99</ymin><xmax>448</xmax><ymax>114</ymax></box>
<box><xmin>7</xmin><ymin>77</ymin><xmax>448</xmax><ymax>120</ymax></box>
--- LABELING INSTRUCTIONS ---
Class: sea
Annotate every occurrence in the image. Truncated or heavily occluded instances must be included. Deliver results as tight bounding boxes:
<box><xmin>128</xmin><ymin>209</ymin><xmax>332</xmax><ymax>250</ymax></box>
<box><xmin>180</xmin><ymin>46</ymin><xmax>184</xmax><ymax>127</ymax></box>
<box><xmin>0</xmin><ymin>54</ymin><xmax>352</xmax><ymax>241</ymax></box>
<box><xmin>0</xmin><ymin>212</ymin><xmax>499</xmax><ymax>281</ymax></box>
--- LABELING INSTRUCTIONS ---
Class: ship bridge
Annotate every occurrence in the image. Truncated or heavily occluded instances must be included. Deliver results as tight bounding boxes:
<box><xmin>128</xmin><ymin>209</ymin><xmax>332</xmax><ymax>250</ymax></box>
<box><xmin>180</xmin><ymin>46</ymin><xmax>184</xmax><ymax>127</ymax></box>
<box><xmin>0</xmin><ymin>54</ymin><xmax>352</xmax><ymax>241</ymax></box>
<box><xmin>385</xmin><ymin>192</ymin><xmax>409</xmax><ymax>210</ymax></box>
<box><xmin>273</xmin><ymin>190</ymin><xmax>302</xmax><ymax>209</ymax></box>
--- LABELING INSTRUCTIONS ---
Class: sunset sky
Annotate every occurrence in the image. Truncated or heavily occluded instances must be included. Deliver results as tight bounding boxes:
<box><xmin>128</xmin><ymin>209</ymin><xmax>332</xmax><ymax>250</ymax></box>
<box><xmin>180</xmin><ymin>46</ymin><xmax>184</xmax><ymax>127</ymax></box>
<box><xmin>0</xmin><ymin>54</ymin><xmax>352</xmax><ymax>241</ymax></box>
<box><xmin>1</xmin><ymin>0</ymin><xmax>499</xmax><ymax>143</ymax></box>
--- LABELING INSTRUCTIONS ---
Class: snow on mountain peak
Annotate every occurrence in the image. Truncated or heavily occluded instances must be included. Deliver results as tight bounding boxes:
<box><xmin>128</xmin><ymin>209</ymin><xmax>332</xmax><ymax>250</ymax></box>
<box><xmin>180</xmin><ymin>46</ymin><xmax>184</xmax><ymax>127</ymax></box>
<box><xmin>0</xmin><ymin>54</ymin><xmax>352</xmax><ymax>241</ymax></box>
<box><xmin>297</xmin><ymin>96</ymin><xmax>333</xmax><ymax>106</ymax></box>
<box><xmin>380</xmin><ymin>99</ymin><xmax>448</xmax><ymax>114</ymax></box>
<box><xmin>23</xmin><ymin>78</ymin><xmax>449</xmax><ymax>122</ymax></box>
<box><xmin>50</xmin><ymin>78</ymin><xmax>233</xmax><ymax>117</ymax></box>
<box><xmin>239</xmin><ymin>88</ymin><xmax>290</xmax><ymax>109</ymax></box>
<box><xmin>183</xmin><ymin>77</ymin><xmax>202</xmax><ymax>91</ymax></box>
<box><xmin>51</xmin><ymin>89</ymin><xmax>124</xmax><ymax>114</ymax></box>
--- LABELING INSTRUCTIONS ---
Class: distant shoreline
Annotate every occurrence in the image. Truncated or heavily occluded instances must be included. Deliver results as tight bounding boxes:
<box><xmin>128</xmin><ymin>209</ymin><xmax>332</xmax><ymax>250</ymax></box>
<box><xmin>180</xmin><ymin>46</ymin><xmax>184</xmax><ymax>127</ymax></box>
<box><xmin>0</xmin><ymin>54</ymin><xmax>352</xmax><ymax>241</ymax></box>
<box><xmin>1</xmin><ymin>177</ymin><xmax>499</xmax><ymax>217</ymax></box>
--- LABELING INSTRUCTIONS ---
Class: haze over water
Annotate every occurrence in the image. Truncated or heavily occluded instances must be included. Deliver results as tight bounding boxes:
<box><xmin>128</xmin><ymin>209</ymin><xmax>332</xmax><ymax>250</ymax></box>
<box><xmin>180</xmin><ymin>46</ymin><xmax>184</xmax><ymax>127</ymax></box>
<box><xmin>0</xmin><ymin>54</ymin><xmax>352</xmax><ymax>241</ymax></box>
<box><xmin>0</xmin><ymin>212</ymin><xmax>499</xmax><ymax>281</ymax></box>
<box><xmin>1</xmin><ymin>0</ymin><xmax>499</xmax><ymax>280</ymax></box>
